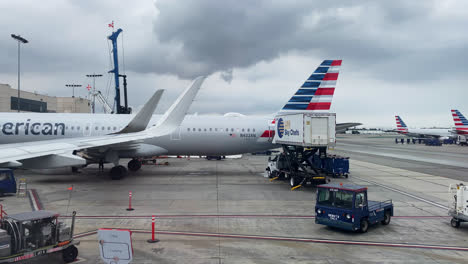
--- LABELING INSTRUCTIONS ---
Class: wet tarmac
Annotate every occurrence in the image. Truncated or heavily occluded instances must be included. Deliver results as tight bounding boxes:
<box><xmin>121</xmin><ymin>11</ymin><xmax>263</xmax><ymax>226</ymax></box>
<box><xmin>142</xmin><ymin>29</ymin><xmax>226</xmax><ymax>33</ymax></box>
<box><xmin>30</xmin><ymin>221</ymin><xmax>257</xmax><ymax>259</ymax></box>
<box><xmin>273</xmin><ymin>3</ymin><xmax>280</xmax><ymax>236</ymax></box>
<box><xmin>2</xmin><ymin>134</ymin><xmax>468</xmax><ymax>263</ymax></box>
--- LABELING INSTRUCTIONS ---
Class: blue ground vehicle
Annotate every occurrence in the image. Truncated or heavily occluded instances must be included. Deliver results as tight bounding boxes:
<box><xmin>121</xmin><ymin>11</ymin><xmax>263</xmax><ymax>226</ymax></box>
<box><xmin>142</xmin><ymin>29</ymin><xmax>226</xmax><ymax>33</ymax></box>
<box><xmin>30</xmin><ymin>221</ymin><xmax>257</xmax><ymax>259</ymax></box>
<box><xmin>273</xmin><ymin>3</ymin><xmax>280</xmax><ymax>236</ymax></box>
<box><xmin>0</xmin><ymin>169</ymin><xmax>16</xmax><ymax>196</ymax></box>
<box><xmin>315</xmin><ymin>183</ymin><xmax>393</xmax><ymax>232</ymax></box>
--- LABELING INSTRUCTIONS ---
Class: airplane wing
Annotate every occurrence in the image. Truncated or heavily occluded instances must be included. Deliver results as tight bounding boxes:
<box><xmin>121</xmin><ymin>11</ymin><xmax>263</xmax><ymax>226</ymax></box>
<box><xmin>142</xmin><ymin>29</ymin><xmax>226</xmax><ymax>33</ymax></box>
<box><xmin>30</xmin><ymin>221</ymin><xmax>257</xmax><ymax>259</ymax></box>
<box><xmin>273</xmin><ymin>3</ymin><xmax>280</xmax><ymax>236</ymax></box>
<box><xmin>0</xmin><ymin>76</ymin><xmax>206</xmax><ymax>169</ymax></box>
<box><xmin>336</xmin><ymin>122</ymin><xmax>362</xmax><ymax>133</ymax></box>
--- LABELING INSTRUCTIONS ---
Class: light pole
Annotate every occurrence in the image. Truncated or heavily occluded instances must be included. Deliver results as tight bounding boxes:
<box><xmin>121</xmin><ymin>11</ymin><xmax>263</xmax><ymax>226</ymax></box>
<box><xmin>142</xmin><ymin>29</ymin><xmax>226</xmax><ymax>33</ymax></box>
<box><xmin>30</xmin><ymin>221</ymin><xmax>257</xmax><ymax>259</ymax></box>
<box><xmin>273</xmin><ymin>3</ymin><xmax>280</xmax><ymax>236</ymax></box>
<box><xmin>11</xmin><ymin>34</ymin><xmax>28</xmax><ymax>112</ymax></box>
<box><xmin>65</xmin><ymin>84</ymin><xmax>82</xmax><ymax>113</ymax></box>
<box><xmin>86</xmin><ymin>74</ymin><xmax>103</xmax><ymax>113</ymax></box>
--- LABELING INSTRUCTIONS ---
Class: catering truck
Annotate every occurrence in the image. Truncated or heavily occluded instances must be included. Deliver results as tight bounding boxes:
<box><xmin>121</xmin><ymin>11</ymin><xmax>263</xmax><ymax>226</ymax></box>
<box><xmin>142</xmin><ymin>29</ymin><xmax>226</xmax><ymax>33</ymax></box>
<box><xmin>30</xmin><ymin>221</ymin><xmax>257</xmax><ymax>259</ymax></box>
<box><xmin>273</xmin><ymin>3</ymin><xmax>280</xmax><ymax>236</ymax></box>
<box><xmin>267</xmin><ymin>113</ymin><xmax>336</xmax><ymax>189</ymax></box>
<box><xmin>449</xmin><ymin>183</ymin><xmax>468</xmax><ymax>228</ymax></box>
<box><xmin>273</xmin><ymin>113</ymin><xmax>336</xmax><ymax>147</ymax></box>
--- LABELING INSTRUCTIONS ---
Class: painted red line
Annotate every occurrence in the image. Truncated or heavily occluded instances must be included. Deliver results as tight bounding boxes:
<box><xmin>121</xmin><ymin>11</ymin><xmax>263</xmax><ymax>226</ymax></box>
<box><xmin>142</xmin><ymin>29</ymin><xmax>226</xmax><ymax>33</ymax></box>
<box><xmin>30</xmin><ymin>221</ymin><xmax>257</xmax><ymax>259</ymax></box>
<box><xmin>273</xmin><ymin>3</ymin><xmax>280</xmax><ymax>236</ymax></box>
<box><xmin>62</xmin><ymin>215</ymin><xmax>316</xmax><ymax>219</ymax></box>
<box><xmin>73</xmin><ymin>228</ymin><xmax>467</xmax><ymax>251</ymax></box>
<box><xmin>62</xmin><ymin>215</ymin><xmax>450</xmax><ymax>219</ymax></box>
<box><xmin>129</xmin><ymin>230</ymin><xmax>468</xmax><ymax>252</ymax></box>
<box><xmin>32</xmin><ymin>190</ymin><xmax>43</xmax><ymax>210</ymax></box>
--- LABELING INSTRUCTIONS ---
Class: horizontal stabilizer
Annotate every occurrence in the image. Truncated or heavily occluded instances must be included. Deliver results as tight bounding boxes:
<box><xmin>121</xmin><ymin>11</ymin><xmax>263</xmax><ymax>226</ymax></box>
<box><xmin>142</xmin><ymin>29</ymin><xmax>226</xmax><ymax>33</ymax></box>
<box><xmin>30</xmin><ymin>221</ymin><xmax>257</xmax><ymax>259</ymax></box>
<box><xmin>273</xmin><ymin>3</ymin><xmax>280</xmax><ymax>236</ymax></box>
<box><xmin>117</xmin><ymin>89</ymin><xmax>165</xmax><ymax>133</ymax></box>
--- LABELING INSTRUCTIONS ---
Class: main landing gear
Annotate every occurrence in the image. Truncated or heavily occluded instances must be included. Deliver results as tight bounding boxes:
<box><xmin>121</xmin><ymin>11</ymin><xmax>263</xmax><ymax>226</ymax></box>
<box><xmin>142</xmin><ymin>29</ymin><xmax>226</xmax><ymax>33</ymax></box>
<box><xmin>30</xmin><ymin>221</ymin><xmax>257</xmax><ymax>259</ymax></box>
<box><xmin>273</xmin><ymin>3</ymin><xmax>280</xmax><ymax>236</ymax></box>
<box><xmin>107</xmin><ymin>158</ymin><xmax>142</xmax><ymax>180</ymax></box>
<box><xmin>128</xmin><ymin>159</ymin><xmax>142</xmax><ymax>172</ymax></box>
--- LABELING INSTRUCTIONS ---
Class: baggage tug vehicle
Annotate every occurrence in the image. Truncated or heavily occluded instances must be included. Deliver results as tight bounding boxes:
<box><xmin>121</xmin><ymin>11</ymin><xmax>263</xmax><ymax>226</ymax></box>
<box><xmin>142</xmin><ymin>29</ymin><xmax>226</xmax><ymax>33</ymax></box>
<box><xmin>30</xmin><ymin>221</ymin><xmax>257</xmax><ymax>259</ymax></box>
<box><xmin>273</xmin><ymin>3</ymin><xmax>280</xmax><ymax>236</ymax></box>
<box><xmin>315</xmin><ymin>183</ymin><xmax>393</xmax><ymax>232</ymax></box>
<box><xmin>0</xmin><ymin>211</ymin><xmax>78</xmax><ymax>263</ymax></box>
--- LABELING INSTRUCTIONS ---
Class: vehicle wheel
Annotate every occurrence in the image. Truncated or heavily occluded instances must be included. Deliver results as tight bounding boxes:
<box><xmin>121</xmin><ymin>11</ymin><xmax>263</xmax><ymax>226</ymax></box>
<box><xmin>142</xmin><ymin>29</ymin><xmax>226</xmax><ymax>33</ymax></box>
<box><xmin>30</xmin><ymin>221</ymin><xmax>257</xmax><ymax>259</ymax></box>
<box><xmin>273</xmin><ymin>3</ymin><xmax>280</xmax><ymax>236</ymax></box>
<box><xmin>62</xmin><ymin>245</ymin><xmax>78</xmax><ymax>263</ymax></box>
<box><xmin>360</xmin><ymin>218</ymin><xmax>369</xmax><ymax>233</ymax></box>
<box><xmin>128</xmin><ymin>159</ymin><xmax>142</xmax><ymax>172</ymax></box>
<box><xmin>290</xmin><ymin>176</ymin><xmax>296</xmax><ymax>187</ymax></box>
<box><xmin>278</xmin><ymin>172</ymin><xmax>285</xmax><ymax>180</ymax></box>
<box><xmin>451</xmin><ymin>218</ymin><xmax>460</xmax><ymax>228</ymax></box>
<box><xmin>266</xmin><ymin>169</ymin><xmax>271</xmax><ymax>178</ymax></box>
<box><xmin>217</xmin><ymin>156</ymin><xmax>222</xmax><ymax>160</ymax></box>
<box><xmin>381</xmin><ymin>211</ymin><xmax>391</xmax><ymax>225</ymax></box>
<box><xmin>290</xmin><ymin>176</ymin><xmax>302</xmax><ymax>187</ymax></box>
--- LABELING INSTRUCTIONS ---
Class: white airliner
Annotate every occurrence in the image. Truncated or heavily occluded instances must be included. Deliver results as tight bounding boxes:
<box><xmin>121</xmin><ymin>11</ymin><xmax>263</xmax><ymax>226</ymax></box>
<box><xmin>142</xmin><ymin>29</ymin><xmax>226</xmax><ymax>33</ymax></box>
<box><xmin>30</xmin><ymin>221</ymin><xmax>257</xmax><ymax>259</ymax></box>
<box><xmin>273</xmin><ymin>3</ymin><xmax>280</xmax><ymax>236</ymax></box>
<box><xmin>0</xmin><ymin>60</ymin><xmax>345</xmax><ymax>179</ymax></box>
<box><xmin>394</xmin><ymin>115</ymin><xmax>452</xmax><ymax>139</ymax></box>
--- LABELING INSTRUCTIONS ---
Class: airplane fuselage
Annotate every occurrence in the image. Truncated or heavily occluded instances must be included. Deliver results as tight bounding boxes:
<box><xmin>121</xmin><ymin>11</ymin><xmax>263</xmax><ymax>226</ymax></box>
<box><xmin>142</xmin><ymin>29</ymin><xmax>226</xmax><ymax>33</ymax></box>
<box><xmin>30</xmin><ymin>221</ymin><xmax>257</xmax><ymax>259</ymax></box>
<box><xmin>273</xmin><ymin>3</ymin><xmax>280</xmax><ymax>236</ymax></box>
<box><xmin>398</xmin><ymin>128</ymin><xmax>452</xmax><ymax>138</ymax></box>
<box><xmin>0</xmin><ymin>113</ymin><xmax>277</xmax><ymax>155</ymax></box>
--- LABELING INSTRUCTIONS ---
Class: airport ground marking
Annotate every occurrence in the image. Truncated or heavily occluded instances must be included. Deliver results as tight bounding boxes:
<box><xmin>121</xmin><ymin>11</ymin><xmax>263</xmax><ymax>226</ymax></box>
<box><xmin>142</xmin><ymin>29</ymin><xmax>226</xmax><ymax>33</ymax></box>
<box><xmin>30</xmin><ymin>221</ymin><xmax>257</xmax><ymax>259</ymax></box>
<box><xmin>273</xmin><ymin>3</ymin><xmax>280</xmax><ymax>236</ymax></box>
<box><xmin>61</xmin><ymin>214</ymin><xmax>449</xmax><ymax>220</ymax></box>
<box><xmin>73</xmin><ymin>229</ymin><xmax>468</xmax><ymax>252</ymax></box>
<box><xmin>353</xmin><ymin>176</ymin><xmax>448</xmax><ymax>210</ymax></box>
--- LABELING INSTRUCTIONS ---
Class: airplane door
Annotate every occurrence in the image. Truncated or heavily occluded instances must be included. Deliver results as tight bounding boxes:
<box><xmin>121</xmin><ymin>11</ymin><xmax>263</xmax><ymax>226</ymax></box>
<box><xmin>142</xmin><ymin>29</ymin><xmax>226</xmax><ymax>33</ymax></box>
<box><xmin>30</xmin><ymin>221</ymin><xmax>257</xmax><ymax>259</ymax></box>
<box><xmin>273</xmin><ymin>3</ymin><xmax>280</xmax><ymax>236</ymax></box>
<box><xmin>267</xmin><ymin>120</ymin><xmax>275</xmax><ymax>142</ymax></box>
<box><xmin>170</xmin><ymin>127</ymin><xmax>181</xmax><ymax>140</ymax></box>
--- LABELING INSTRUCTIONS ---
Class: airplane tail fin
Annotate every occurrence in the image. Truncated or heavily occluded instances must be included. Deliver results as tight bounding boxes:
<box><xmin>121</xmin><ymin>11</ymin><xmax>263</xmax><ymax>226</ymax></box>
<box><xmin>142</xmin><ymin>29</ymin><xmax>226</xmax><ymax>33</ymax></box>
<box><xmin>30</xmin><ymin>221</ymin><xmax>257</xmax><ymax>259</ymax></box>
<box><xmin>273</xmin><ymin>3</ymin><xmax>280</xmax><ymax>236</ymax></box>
<box><xmin>278</xmin><ymin>60</ymin><xmax>342</xmax><ymax>113</ymax></box>
<box><xmin>451</xmin><ymin>109</ymin><xmax>468</xmax><ymax>134</ymax></box>
<box><xmin>395</xmin><ymin>115</ymin><xmax>408</xmax><ymax>133</ymax></box>
<box><xmin>150</xmin><ymin>76</ymin><xmax>206</xmax><ymax>135</ymax></box>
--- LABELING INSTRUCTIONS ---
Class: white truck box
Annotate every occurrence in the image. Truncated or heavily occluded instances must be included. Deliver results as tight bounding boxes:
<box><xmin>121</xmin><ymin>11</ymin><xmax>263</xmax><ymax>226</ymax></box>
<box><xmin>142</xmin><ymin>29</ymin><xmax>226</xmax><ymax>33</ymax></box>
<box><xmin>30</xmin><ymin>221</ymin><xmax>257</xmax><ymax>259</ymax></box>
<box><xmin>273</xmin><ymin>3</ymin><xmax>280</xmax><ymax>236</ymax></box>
<box><xmin>457</xmin><ymin>135</ymin><xmax>467</xmax><ymax>146</ymax></box>
<box><xmin>273</xmin><ymin>113</ymin><xmax>336</xmax><ymax>147</ymax></box>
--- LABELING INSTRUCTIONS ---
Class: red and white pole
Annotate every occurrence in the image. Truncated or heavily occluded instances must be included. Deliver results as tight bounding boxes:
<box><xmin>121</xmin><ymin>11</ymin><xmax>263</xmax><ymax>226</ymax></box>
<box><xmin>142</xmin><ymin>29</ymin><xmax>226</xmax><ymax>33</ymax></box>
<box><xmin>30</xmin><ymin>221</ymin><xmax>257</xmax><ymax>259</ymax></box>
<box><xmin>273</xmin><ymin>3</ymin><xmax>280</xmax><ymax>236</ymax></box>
<box><xmin>126</xmin><ymin>191</ymin><xmax>134</xmax><ymax>211</ymax></box>
<box><xmin>147</xmin><ymin>215</ymin><xmax>159</xmax><ymax>243</ymax></box>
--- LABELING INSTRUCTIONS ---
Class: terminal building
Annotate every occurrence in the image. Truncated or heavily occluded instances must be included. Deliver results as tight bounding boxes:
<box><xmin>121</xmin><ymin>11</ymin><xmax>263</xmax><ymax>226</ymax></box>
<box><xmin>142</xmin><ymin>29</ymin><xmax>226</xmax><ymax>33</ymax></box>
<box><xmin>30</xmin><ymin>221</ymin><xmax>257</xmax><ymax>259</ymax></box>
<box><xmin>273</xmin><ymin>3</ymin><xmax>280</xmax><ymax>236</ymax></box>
<box><xmin>0</xmin><ymin>83</ymin><xmax>91</xmax><ymax>113</ymax></box>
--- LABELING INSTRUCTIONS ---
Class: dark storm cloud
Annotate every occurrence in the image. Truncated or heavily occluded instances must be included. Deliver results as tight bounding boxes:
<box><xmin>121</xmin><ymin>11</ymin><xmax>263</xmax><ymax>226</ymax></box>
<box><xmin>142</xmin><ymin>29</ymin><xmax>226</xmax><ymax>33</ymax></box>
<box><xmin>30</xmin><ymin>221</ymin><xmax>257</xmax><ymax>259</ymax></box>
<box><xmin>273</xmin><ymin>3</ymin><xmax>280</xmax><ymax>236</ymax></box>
<box><xmin>127</xmin><ymin>0</ymin><xmax>468</xmax><ymax>82</ymax></box>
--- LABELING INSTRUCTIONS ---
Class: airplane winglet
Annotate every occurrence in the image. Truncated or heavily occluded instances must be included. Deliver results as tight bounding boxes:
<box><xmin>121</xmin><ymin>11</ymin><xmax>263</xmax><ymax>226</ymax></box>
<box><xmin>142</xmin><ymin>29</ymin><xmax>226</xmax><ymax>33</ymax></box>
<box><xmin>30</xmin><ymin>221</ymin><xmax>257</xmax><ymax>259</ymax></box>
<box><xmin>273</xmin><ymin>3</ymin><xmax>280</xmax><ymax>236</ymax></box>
<box><xmin>117</xmin><ymin>89</ymin><xmax>165</xmax><ymax>133</ymax></box>
<box><xmin>150</xmin><ymin>76</ymin><xmax>206</xmax><ymax>135</ymax></box>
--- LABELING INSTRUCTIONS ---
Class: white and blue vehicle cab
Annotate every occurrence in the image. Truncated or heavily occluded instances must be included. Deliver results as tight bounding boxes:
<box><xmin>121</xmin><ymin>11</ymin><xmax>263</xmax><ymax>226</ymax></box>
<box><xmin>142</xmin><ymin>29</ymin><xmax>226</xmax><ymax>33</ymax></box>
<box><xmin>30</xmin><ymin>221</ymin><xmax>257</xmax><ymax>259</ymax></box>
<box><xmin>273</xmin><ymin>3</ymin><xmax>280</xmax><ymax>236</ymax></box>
<box><xmin>315</xmin><ymin>183</ymin><xmax>393</xmax><ymax>233</ymax></box>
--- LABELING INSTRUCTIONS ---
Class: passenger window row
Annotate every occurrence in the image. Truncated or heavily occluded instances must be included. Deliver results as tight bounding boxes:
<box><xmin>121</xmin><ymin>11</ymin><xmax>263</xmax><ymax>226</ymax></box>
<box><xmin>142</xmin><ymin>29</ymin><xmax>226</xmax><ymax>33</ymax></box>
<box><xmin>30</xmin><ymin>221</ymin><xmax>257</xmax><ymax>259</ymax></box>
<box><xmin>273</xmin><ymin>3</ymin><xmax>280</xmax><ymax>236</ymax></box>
<box><xmin>64</xmin><ymin>126</ymin><xmax>120</xmax><ymax>131</ymax></box>
<box><xmin>187</xmin><ymin>128</ymin><xmax>256</xmax><ymax>132</ymax></box>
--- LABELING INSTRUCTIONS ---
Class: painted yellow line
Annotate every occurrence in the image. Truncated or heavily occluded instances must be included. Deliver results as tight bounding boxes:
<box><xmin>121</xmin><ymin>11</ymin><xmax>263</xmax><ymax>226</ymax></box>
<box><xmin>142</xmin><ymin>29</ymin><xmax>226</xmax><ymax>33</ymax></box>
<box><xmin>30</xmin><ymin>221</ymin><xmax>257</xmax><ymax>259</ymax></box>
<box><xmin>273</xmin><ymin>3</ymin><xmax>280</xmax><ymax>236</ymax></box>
<box><xmin>291</xmin><ymin>185</ymin><xmax>302</xmax><ymax>191</ymax></box>
<box><xmin>269</xmin><ymin>176</ymin><xmax>279</xmax><ymax>182</ymax></box>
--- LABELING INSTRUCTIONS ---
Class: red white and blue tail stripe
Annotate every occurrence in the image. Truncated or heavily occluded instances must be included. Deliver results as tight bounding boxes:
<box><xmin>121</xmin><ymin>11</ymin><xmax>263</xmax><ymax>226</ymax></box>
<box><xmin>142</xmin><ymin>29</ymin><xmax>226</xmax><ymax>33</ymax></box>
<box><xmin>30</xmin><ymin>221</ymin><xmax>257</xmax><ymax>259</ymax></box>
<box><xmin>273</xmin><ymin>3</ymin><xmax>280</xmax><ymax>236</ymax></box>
<box><xmin>395</xmin><ymin>116</ymin><xmax>408</xmax><ymax>134</ymax></box>
<box><xmin>279</xmin><ymin>60</ymin><xmax>342</xmax><ymax>113</ymax></box>
<box><xmin>451</xmin><ymin>109</ymin><xmax>468</xmax><ymax>134</ymax></box>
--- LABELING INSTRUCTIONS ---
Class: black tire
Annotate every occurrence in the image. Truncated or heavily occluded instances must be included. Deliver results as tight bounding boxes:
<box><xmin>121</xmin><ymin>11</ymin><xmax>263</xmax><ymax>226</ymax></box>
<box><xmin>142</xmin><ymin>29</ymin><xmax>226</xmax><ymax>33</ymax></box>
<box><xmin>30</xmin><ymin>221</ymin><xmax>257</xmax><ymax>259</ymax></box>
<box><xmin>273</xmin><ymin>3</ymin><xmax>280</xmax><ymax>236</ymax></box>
<box><xmin>290</xmin><ymin>176</ymin><xmax>296</xmax><ymax>187</ymax></box>
<box><xmin>217</xmin><ymin>156</ymin><xmax>222</xmax><ymax>160</ymax></box>
<box><xmin>62</xmin><ymin>245</ymin><xmax>78</xmax><ymax>263</ymax></box>
<box><xmin>360</xmin><ymin>218</ymin><xmax>369</xmax><ymax>233</ymax></box>
<box><xmin>451</xmin><ymin>218</ymin><xmax>460</xmax><ymax>228</ymax></box>
<box><xmin>278</xmin><ymin>172</ymin><xmax>286</xmax><ymax>180</ymax></box>
<box><xmin>110</xmin><ymin>166</ymin><xmax>127</xmax><ymax>180</ymax></box>
<box><xmin>128</xmin><ymin>159</ymin><xmax>142</xmax><ymax>172</ymax></box>
<box><xmin>381</xmin><ymin>211</ymin><xmax>391</xmax><ymax>225</ymax></box>
<box><xmin>290</xmin><ymin>176</ymin><xmax>303</xmax><ymax>187</ymax></box>
<box><xmin>266</xmin><ymin>169</ymin><xmax>272</xmax><ymax>178</ymax></box>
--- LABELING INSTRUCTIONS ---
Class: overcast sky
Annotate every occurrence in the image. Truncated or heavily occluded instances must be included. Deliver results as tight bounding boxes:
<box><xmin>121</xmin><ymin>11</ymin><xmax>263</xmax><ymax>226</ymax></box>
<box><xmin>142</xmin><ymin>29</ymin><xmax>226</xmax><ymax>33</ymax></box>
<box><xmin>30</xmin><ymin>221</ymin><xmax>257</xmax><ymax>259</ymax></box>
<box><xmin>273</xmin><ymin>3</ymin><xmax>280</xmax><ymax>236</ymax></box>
<box><xmin>1</xmin><ymin>0</ymin><xmax>468</xmax><ymax>128</ymax></box>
